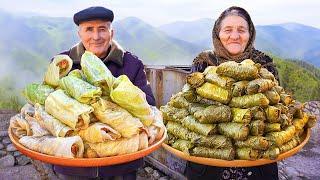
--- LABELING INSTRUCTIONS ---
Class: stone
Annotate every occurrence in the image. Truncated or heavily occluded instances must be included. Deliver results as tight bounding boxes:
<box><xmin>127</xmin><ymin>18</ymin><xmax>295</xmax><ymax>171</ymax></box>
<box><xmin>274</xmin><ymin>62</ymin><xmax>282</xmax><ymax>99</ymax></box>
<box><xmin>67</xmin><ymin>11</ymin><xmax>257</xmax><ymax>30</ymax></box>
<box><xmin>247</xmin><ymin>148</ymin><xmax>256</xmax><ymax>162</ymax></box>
<box><xmin>0</xmin><ymin>131</ymin><xmax>8</xmax><ymax>137</ymax></box>
<box><xmin>0</xmin><ymin>154</ymin><xmax>14</xmax><ymax>168</ymax></box>
<box><xmin>0</xmin><ymin>143</ymin><xmax>4</xmax><ymax>150</ymax></box>
<box><xmin>152</xmin><ymin>170</ymin><xmax>161</xmax><ymax>179</ymax></box>
<box><xmin>285</xmin><ymin>167</ymin><xmax>300</xmax><ymax>179</ymax></box>
<box><xmin>13</xmin><ymin>151</ymin><xmax>22</xmax><ymax>157</ymax></box>
<box><xmin>159</xmin><ymin>176</ymin><xmax>170</xmax><ymax>180</ymax></box>
<box><xmin>2</xmin><ymin>137</ymin><xmax>11</xmax><ymax>145</ymax></box>
<box><xmin>6</xmin><ymin>144</ymin><xmax>16</xmax><ymax>152</ymax></box>
<box><xmin>16</xmin><ymin>155</ymin><xmax>31</xmax><ymax>166</ymax></box>
<box><xmin>0</xmin><ymin>112</ymin><xmax>16</xmax><ymax>131</ymax></box>
<box><xmin>144</xmin><ymin>166</ymin><xmax>154</xmax><ymax>174</ymax></box>
<box><xmin>137</xmin><ymin>167</ymin><xmax>147</xmax><ymax>177</ymax></box>
<box><xmin>0</xmin><ymin>165</ymin><xmax>42</xmax><ymax>179</ymax></box>
<box><xmin>0</xmin><ymin>150</ymin><xmax>6</xmax><ymax>157</ymax></box>
<box><xmin>31</xmin><ymin>160</ymin><xmax>59</xmax><ymax>180</ymax></box>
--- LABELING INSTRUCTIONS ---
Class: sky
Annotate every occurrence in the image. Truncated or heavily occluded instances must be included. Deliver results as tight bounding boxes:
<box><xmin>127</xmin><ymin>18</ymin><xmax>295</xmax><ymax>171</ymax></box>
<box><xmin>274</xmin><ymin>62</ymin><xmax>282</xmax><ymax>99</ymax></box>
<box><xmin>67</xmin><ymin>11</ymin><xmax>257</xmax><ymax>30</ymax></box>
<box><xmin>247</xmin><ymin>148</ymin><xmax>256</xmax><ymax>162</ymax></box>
<box><xmin>1</xmin><ymin>0</ymin><xmax>320</xmax><ymax>28</ymax></box>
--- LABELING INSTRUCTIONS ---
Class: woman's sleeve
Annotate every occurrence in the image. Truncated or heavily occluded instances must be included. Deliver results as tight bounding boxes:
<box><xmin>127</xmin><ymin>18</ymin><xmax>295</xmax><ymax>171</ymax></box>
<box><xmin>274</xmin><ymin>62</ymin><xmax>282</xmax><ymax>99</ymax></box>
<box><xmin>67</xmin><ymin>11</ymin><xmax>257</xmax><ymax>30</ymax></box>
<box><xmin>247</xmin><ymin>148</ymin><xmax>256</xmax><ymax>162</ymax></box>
<box><xmin>262</xmin><ymin>56</ymin><xmax>280</xmax><ymax>82</ymax></box>
<box><xmin>191</xmin><ymin>51</ymin><xmax>216</xmax><ymax>73</ymax></box>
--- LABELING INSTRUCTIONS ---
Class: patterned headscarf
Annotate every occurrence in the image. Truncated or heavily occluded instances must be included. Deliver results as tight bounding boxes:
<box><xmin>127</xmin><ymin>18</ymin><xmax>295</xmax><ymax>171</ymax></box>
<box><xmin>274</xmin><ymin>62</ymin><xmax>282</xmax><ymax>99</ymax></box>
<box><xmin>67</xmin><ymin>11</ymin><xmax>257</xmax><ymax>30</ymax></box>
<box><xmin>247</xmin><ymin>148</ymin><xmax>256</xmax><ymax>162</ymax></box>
<box><xmin>212</xmin><ymin>6</ymin><xmax>256</xmax><ymax>62</ymax></box>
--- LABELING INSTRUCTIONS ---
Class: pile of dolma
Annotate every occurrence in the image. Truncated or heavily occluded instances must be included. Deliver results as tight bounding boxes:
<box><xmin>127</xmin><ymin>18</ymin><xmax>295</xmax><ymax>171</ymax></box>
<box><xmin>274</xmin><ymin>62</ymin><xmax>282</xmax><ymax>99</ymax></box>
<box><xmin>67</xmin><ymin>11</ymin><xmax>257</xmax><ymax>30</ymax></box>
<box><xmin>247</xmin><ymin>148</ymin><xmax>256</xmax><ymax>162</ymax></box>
<box><xmin>161</xmin><ymin>59</ymin><xmax>317</xmax><ymax>160</ymax></box>
<box><xmin>10</xmin><ymin>51</ymin><xmax>166</xmax><ymax>158</ymax></box>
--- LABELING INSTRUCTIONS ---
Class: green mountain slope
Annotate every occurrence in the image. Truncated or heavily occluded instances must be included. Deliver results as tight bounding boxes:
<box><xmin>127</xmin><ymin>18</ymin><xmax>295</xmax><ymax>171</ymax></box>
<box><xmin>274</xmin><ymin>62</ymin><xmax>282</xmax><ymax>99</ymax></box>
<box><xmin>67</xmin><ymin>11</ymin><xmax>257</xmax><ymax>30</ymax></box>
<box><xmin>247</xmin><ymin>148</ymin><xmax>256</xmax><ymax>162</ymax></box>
<box><xmin>113</xmin><ymin>17</ymin><xmax>204</xmax><ymax>65</ymax></box>
<box><xmin>0</xmin><ymin>12</ymin><xmax>319</xmax><ymax>110</ymax></box>
<box><xmin>273</xmin><ymin>56</ymin><xmax>320</xmax><ymax>102</ymax></box>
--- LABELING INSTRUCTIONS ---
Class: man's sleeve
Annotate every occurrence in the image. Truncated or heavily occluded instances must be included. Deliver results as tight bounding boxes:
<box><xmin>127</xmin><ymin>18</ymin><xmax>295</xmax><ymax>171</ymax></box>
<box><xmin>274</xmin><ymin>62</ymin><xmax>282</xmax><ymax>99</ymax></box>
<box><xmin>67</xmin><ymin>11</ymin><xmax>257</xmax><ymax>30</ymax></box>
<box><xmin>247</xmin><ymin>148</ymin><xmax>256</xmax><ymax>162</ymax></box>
<box><xmin>133</xmin><ymin>62</ymin><xmax>156</xmax><ymax>106</ymax></box>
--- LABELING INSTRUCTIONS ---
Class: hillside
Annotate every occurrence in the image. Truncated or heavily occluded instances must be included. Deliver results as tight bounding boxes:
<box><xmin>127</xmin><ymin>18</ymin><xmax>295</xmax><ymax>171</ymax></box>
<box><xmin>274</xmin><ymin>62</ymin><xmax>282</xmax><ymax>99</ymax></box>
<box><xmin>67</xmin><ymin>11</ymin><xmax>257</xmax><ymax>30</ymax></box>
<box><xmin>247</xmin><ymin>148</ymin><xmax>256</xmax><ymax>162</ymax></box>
<box><xmin>0</xmin><ymin>12</ymin><xmax>319</xmax><ymax>110</ymax></box>
<box><xmin>113</xmin><ymin>17</ymin><xmax>203</xmax><ymax>65</ymax></box>
<box><xmin>273</xmin><ymin>56</ymin><xmax>320</xmax><ymax>102</ymax></box>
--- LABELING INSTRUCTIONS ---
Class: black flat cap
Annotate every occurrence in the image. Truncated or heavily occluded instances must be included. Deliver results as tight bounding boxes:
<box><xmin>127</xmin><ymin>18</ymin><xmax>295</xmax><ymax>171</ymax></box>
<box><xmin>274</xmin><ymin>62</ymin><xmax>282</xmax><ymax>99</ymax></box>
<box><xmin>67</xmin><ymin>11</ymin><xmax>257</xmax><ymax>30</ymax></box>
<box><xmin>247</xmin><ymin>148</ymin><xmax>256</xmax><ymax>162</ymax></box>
<box><xmin>73</xmin><ymin>6</ymin><xmax>114</xmax><ymax>25</ymax></box>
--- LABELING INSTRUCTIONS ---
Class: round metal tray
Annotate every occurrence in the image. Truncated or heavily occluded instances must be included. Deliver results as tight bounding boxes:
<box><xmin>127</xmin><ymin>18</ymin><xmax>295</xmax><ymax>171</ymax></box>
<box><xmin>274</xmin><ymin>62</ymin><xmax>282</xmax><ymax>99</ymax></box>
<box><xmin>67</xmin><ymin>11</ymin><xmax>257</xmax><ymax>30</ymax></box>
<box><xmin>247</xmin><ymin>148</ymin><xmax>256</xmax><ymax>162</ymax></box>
<box><xmin>162</xmin><ymin>129</ymin><xmax>310</xmax><ymax>167</ymax></box>
<box><xmin>9</xmin><ymin>128</ymin><xmax>166</xmax><ymax>167</ymax></box>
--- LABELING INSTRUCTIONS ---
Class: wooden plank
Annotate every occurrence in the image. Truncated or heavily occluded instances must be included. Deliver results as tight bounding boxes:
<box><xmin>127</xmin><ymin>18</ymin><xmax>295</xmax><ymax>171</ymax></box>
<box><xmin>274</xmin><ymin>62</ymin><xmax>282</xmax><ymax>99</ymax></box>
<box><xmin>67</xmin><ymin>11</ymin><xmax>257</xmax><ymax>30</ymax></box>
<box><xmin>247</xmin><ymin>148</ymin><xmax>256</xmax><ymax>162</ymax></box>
<box><xmin>145</xmin><ymin>156</ymin><xmax>186</xmax><ymax>180</ymax></box>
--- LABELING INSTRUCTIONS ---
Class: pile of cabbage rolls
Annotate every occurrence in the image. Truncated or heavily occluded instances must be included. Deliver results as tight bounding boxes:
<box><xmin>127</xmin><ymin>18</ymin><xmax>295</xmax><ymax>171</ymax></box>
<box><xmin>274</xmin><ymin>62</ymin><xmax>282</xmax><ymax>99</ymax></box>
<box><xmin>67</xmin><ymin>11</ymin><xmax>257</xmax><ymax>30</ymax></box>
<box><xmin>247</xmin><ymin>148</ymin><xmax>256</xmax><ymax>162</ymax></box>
<box><xmin>10</xmin><ymin>51</ymin><xmax>165</xmax><ymax>158</ymax></box>
<box><xmin>162</xmin><ymin>59</ymin><xmax>317</xmax><ymax>160</ymax></box>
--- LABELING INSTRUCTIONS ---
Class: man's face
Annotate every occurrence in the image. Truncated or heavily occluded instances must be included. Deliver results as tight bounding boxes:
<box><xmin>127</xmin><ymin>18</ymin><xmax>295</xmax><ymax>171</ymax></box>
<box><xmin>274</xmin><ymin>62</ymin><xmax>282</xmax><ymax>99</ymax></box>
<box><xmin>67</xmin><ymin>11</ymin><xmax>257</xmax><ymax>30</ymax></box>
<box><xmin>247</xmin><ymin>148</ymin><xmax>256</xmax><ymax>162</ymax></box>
<box><xmin>78</xmin><ymin>20</ymin><xmax>113</xmax><ymax>58</ymax></box>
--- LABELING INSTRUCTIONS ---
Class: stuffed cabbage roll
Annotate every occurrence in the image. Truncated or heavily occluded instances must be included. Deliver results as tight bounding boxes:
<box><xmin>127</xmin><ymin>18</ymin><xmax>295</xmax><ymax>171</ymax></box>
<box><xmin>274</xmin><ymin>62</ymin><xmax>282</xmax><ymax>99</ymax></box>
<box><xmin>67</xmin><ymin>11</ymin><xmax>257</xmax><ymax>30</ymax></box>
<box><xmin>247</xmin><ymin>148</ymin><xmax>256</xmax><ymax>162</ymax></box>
<box><xmin>160</xmin><ymin>105</ymin><xmax>189</xmax><ymax>122</ymax></box>
<box><xmin>236</xmin><ymin>147</ymin><xmax>259</xmax><ymax>160</ymax></box>
<box><xmin>92</xmin><ymin>98</ymin><xmax>144</xmax><ymax>138</ymax></box>
<box><xmin>204</xmin><ymin>66</ymin><xmax>235</xmax><ymax>89</ymax></box>
<box><xmin>271</xmin><ymin>86</ymin><xmax>285</xmax><ymax>95</ymax></box>
<box><xmin>24</xmin><ymin>115</ymin><xmax>50</xmax><ymax>137</ymax></box>
<box><xmin>172</xmin><ymin>139</ymin><xmax>194</xmax><ymax>154</ymax></box>
<box><xmin>196</xmin><ymin>82</ymin><xmax>231</xmax><ymax>104</ymax></box>
<box><xmin>22</xmin><ymin>83</ymin><xmax>54</xmax><ymax>105</ymax></box>
<box><xmin>45</xmin><ymin>89</ymin><xmax>93</xmax><ymax>130</ymax></box>
<box><xmin>165</xmin><ymin>133</ymin><xmax>178</xmax><ymax>145</ymax></box>
<box><xmin>265</xmin><ymin>106</ymin><xmax>281</xmax><ymax>123</ymax></box>
<box><xmin>188</xmin><ymin>103</ymin><xmax>207</xmax><ymax>115</ymax></box>
<box><xmin>306</xmin><ymin>114</ymin><xmax>317</xmax><ymax>128</ymax></box>
<box><xmin>166</xmin><ymin>121</ymin><xmax>202</xmax><ymax>141</ymax></box>
<box><xmin>264</xmin><ymin>90</ymin><xmax>280</xmax><ymax>105</ymax></box>
<box><xmin>247</xmin><ymin>79</ymin><xmax>275</xmax><ymax>95</ymax></box>
<box><xmin>147</xmin><ymin>106</ymin><xmax>166</xmax><ymax>144</ymax></box>
<box><xmin>44</xmin><ymin>55</ymin><xmax>73</xmax><ymax>87</ymax></box>
<box><xmin>275</xmin><ymin>103</ymin><xmax>289</xmax><ymax>114</ymax></box>
<box><xmin>181</xmin><ymin>84</ymin><xmax>201</xmax><ymax>103</ymax></box>
<box><xmin>193</xmin><ymin>135</ymin><xmax>232</xmax><ymax>149</ymax></box>
<box><xmin>10</xmin><ymin>114</ymin><xmax>32</xmax><ymax>138</ymax></box>
<box><xmin>59</xmin><ymin>76</ymin><xmax>102</xmax><ymax>104</ymax></box>
<box><xmin>265</xmin><ymin>123</ymin><xmax>281</xmax><ymax>133</ymax></box>
<box><xmin>79</xmin><ymin>122</ymin><xmax>121</xmax><ymax>143</ymax></box>
<box><xmin>139</xmin><ymin>132</ymin><xmax>149</xmax><ymax>150</ymax></box>
<box><xmin>81</xmin><ymin>51</ymin><xmax>115</xmax><ymax>95</ymax></box>
<box><xmin>86</xmin><ymin>134</ymin><xmax>140</xmax><ymax>157</ymax></box>
<box><xmin>19</xmin><ymin>135</ymin><xmax>84</xmax><ymax>158</ymax></box>
<box><xmin>259</xmin><ymin>68</ymin><xmax>275</xmax><ymax>81</ymax></box>
<box><xmin>68</xmin><ymin>69</ymin><xmax>86</xmax><ymax>80</ymax></box>
<box><xmin>279</xmin><ymin>136</ymin><xmax>300</xmax><ymax>153</ymax></box>
<box><xmin>34</xmin><ymin>104</ymin><xmax>73</xmax><ymax>137</ymax></box>
<box><xmin>250</xmin><ymin>107</ymin><xmax>266</xmax><ymax>121</ymax></box>
<box><xmin>186</xmin><ymin>72</ymin><xmax>205</xmax><ymax>88</ymax></box>
<box><xmin>110</xmin><ymin>75</ymin><xmax>154</xmax><ymax>126</ymax></box>
<box><xmin>249</xmin><ymin>120</ymin><xmax>265</xmax><ymax>136</ymax></box>
<box><xmin>216</xmin><ymin>59</ymin><xmax>260</xmax><ymax>81</ymax></box>
<box><xmin>292</xmin><ymin>113</ymin><xmax>309</xmax><ymax>131</ymax></box>
<box><xmin>218</xmin><ymin>123</ymin><xmax>249</xmax><ymax>140</ymax></box>
<box><xmin>191</xmin><ymin>147</ymin><xmax>235</xmax><ymax>160</ymax></box>
<box><xmin>194</xmin><ymin>105</ymin><xmax>231</xmax><ymax>123</ymax></box>
<box><xmin>168</xmin><ymin>92</ymin><xmax>190</xmax><ymax>108</ymax></box>
<box><xmin>280</xmin><ymin>93</ymin><xmax>293</xmax><ymax>106</ymax></box>
<box><xmin>20</xmin><ymin>103</ymin><xmax>35</xmax><ymax>118</ymax></box>
<box><xmin>266</xmin><ymin>125</ymin><xmax>296</xmax><ymax>146</ymax></box>
<box><xmin>231</xmin><ymin>108</ymin><xmax>252</xmax><ymax>124</ymax></box>
<box><xmin>260</xmin><ymin>147</ymin><xmax>280</xmax><ymax>160</ymax></box>
<box><xmin>181</xmin><ymin>116</ymin><xmax>217</xmax><ymax>136</ymax></box>
<box><xmin>235</xmin><ymin>136</ymin><xmax>269</xmax><ymax>150</ymax></box>
<box><xmin>232</xmin><ymin>81</ymin><xmax>249</xmax><ymax>97</ymax></box>
<box><xmin>229</xmin><ymin>93</ymin><xmax>269</xmax><ymax>108</ymax></box>
<box><xmin>279</xmin><ymin>114</ymin><xmax>292</xmax><ymax>128</ymax></box>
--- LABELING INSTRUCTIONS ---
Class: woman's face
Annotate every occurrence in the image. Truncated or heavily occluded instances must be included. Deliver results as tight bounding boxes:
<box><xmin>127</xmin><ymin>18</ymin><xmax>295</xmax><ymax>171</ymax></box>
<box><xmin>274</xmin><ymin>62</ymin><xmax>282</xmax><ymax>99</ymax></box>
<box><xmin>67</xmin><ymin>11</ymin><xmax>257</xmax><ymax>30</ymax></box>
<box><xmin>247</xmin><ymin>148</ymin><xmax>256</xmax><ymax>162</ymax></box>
<box><xmin>218</xmin><ymin>15</ymin><xmax>250</xmax><ymax>56</ymax></box>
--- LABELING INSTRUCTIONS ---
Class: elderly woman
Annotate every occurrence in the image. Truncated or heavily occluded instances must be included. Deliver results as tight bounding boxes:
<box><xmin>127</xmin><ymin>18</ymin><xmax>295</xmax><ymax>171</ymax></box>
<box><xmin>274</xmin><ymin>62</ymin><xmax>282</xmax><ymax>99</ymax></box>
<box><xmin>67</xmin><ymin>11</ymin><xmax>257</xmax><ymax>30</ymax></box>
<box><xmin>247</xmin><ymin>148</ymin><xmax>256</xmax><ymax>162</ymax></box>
<box><xmin>187</xmin><ymin>6</ymin><xmax>279</xmax><ymax>180</ymax></box>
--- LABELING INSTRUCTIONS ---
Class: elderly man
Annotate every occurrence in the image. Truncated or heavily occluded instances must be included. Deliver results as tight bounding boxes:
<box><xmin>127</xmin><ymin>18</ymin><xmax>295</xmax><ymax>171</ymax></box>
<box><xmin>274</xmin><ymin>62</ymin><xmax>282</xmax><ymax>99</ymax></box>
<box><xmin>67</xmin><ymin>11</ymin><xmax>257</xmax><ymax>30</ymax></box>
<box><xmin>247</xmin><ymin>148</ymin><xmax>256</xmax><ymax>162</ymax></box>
<box><xmin>53</xmin><ymin>6</ymin><xmax>155</xmax><ymax>179</ymax></box>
